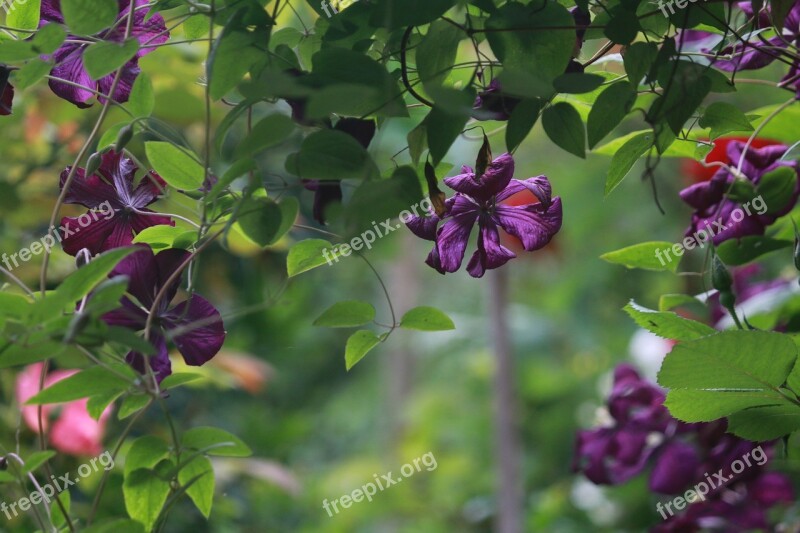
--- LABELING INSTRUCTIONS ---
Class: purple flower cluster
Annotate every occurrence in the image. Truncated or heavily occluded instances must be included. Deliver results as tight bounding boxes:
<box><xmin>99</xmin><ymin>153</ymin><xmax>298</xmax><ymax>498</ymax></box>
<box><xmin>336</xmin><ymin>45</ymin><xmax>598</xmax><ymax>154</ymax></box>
<box><xmin>41</xmin><ymin>0</ymin><xmax>169</xmax><ymax>107</ymax></box>
<box><xmin>679</xmin><ymin>141</ymin><xmax>800</xmax><ymax>244</ymax></box>
<box><xmin>60</xmin><ymin>151</ymin><xmax>224</xmax><ymax>381</ymax></box>
<box><xmin>406</xmin><ymin>153</ymin><xmax>562</xmax><ymax>278</ymax></box>
<box><xmin>574</xmin><ymin>364</ymin><xmax>794</xmax><ymax>531</ymax></box>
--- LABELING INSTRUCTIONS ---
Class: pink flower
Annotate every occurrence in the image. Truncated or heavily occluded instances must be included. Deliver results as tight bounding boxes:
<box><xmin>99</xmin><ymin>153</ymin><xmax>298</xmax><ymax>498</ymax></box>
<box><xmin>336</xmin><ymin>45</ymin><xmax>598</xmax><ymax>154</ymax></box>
<box><xmin>15</xmin><ymin>364</ymin><xmax>111</xmax><ymax>457</ymax></box>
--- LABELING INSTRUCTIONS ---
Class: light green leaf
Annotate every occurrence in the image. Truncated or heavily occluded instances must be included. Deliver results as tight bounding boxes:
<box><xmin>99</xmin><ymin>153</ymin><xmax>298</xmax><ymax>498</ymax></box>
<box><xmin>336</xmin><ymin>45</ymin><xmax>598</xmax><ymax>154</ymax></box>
<box><xmin>182</xmin><ymin>427</ymin><xmax>252</xmax><ymax>457</ymax></box>
<box><xmin>399</xmin><ymin>306</ymin><xmax>455</xmax><ymax>331</ymax></box>
<box><xmin>128</xmin><ymin>73</ymin><xmax>155</xmax><ymax>117</ymax></box>
<box><xmin>133</xmin><ymin>225</ymin><xmax>195</xmax><ymax>251</ymax></box>
<box><xmin>160</xmin><ymin>373</ymin><xmax>203</xmax><ymax>389</ymax></box>
<box><xmin>125</xmin><ymin>436</ymin><xmax>169</xmax><ymax>476</ymax></box>
<box><xmin>124</xmin><ymin>468</ymin><xmax>170</xmax><ymax>532</ymax></box>
<box><xmin>235</xmin><ymin>195</ymin><xmax>298</xmax><ymax>248</ymax></box>
<box><xmin>145</xmin><ymin>141</ymin><xmax>204</xmax><ymax>190</ymax></box>
<box><xmin>178</xmin><ymin>455</ymin><xmax>214</xmax><ymax>518</ymax></box>
<box><xmin>7</xmin><ymin>0</ymin><xmax>41</xmax><ymax>33</ymax></box>
<box><xmin>118</xmin><ymin>394</ymin><xmax>151</xmax><ymax>420</ymax></box>
<box><xmin>286</xmin><ymin>239</ymin><xmax>335</xmax><ymax>277</ymax></box>
<box><xmin>345</xmin><ymin>330</ymin><xmax>381</xmax><ymax>370</ymax></box>
<box><xmin>11</xmin><ymin>59</ymin><xmax>52</xmax><ymax>90</ymax></box>
<box><xmin>417</xmin><ymin>20</ymin><xmax>462</xmax><ymax>94</ymax></box>
<box><xmin>624</xmin><ymin>301</ymin><xmax>716</xmax><ymax>341</ymax></box>
<box><xmin>604</xmin><ymin>132</ymin><xmax>653</xmax><ymax>196</ymax></box>
<box><xmin>27</xmin><ymin>366</ymin><xmax>132</xmax><ymax>405</ymax></box>
<box><xmin>726</xmin><ymin>404</ymin><xmax>800</xmax><ymax>440</ymax></box>
<box><xmin>600</xmin><ymin>241</ymin><xmax>679</xmax><ymax>272</ymax></box>
<box><xmin>314</xmin><ymin>301</ymin><xmax>376</xmax><ymax>328</ymax></box>
<box><xmin>22</xmin><ymin>450</ymin><xmax>56</xmax><ymax>474</ymax></box>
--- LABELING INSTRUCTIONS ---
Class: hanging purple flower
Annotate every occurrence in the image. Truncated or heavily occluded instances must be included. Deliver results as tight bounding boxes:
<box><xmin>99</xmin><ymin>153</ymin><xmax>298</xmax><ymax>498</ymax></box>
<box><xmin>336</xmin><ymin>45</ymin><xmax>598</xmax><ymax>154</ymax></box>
<box><xmin>40</xmin><ymin>0</ymin><xmax>169</xmax><ymax>107</ymax></box>
<box><xmin>406</xmin><ymin>153</ymin><xmax>562</xmax><ymax>278</ymax></box>
<box><xmin>0</xmin><ymin>65</ymin><xmax>13</xmax><ymax>115</ymax></box>
<box><xmin>59</xmin><ymin>150</ymin><xmax>174</xmax><ymax>256</ymax></box>
<box><xmin>679</xmin><ymin>141</ymin><xmax>799</xmax><ymax>245</ymax></box>
<box><xmin>103</xmin><ymin>245</ymin><xmax>225</xmax><ymax>382</ymax></box>
<box><xmin>472</xmin><ymin>79</ymin><xmax>521</xmax><ymax>121</ymax></box>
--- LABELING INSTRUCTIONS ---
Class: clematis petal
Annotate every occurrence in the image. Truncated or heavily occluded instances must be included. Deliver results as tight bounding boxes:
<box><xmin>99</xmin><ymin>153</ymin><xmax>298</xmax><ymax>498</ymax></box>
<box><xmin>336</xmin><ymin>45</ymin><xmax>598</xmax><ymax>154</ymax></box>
<box><xmin>163</xmin><ymin>294</ymin><xmax>225</xmax><ymax>367</ymax></box>
<box><xmin>333</xmin><ymin>118</ymin><xmax>376</xmax><ymax>148</ymax></box>
<box><xmin>153</xmin><ymin>248</ymin><xmax>191</xmax><ymax>306</ymax></box>
<box><xmin>48</xmin><ymin>44</ymin><xmax>96</xmax><ymax>107</ymax></box>
<box><xmin>435</xmin><ymin>195</ymin><xmax>480</xmax><ymax>273</ymax></box>
<box><xmin>60</xmin><ymin>215</ymin><xmax>121</xmax><ymax>256</ymax></box>
<box><xmin>466</xmin><ymin>218</ymin><xmax>516</xmax><ymax>278</ymax></box>
<box><xmin>125</xmin><ymin>334</ymin><xmax>172</xmax><ymax>382</ymax></box>
<box><xmin>129</xmin><ymin>210</ymin><xmax>175</xmax><ymax>235</ymax></box>
<box><xmin>60</xmin><ymin>165</ymin><xmax>120</xmax><ymax>208</ymax></box>
<box><xmin>496</xmin><ymin>175</ymin><xmax>553</xmax><ymax>207</ymax></box>
<box><xmin>405</xmin><ymin>213</ymin><xmax>440</xmax><ymax>241</ymax></box>
<box><xmin>110</xmin><ymin>244</ymin><xmax>160</xmax><ymax>307</ymax></box>
<box><xmin>106</xmin><ymin>0</ymin><xmax>169</xmax><ymax>58</ymax></box>
<box><xmin>493</xmin><ymin>196</ymin><xmax>563</xmax><ymax>251</ymax></box>
<box><xmin>98</xmin><ymin>217</ymin><xmax>137</xmax><ymax>252</ymax></box>
<box><xmin>130</xmin><ymin>171</ymin><xmax>168</xmax><ymax>208</ymax></box>
<box><xmin>649</xmin><ymin>441</ymin><xmax>700</xmax><ymax>494</ymax></box>
<box><xmin>40</xmin><ymin>0</ymin><xmax>65</xmax><ymax>23</ymax></box>
<box><xmin>103</xmin><ymin>297</ymin><xmax>148</xmax><ymax>329</ymax></box>
<box><xmin>0</xmin><ymin>65</ymin><xmax>13</xmax><ymax>116</ymax></box>
<box><xmin>96</xmin><ymin>61</ymin><xmax>141</xmax><ymax>105</ymax></box>
<box><xmin>444</xmin><ymin>153</ymin><xmax>515</xmax><ymax>203</ymax></box>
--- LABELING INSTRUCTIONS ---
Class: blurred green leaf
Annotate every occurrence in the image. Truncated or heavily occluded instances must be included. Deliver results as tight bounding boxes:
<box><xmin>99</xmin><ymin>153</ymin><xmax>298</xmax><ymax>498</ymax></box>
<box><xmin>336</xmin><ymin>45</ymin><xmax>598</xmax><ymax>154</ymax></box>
<box><xmin>182</xmin><ymin>427</ymin><xmax>252</xmax><ymax>457</ymax></box>
<box><xmin>314</xmin><ymin>301</ymin><xmax>376</xmax><ymax>328</ymax></box>
<box><xmin>345</xmin><ymin>330</ymin><xmax>381</xmax><ymax>370</ymax></box>
<box><xmin>400</xmin><ymin>307</ymin><xmax>455</xmax><ymax>331</ymax></box>
<box><xmin>600</xmin><ymin>241</ymin><xmax>678</xmax><ymax>272</ymax></box>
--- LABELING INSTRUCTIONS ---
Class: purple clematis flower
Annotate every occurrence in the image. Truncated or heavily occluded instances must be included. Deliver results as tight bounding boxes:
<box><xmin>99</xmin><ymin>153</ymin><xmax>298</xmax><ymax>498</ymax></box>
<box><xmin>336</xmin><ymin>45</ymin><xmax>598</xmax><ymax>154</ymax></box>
<box><xmin>103</xmin><ymin>245</ymin><xmax>225</xmax><ymax>382</ymax></box>
<box><xmin>59</xmin><ymin>150</ymin><xmax>174</xmax><ymax>256</ymax></box>
<box><xmin>406</xmin><ymin>153</ymin><xmax>562</xmax><ymax>278</ymax></box>
<box><xmin>0</xmin><ymin>65</ymin><xmax>13</xmax><ymax>115</ymax></box>
<box><xmin>472</xmin><ymin>78</ymin><xmax>521</xmax><ymax>121</ymax></box>
<box><xmin>41</xmin><ymin>0</ymin><xmax>169</xmax><ymax>107</ymax></box>
<box><xmin>679</xmin><ymin>141</ymin><xmax>799</xmax><ymax>244</ymax></box>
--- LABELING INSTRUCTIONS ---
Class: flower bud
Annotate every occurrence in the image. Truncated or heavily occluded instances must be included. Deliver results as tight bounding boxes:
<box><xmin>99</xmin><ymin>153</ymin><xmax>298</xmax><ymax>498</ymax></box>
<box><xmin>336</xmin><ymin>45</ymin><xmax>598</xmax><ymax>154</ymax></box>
<box><xmin>115</xmin><ymin>125</ymin><xmax>134</xmax><ymax>153</ymax></box>
<box><xmin>85</xmin><ymin>152</ymin><xmax>102</xmax><ymax>177</ymax></box>
<box><xmin>75</xmin><ymin>248</ymin><xmax>92</xmax><ymax>268</ymax></box>
<box><xmin>720</xmin><ymin>291</ymin><xmax>736</xmax><ymax>311</ymax></box>
<box><xmin>711</xmin><ymin>254</ymin><xmax>733</xmax><ymax>293</ymax></box>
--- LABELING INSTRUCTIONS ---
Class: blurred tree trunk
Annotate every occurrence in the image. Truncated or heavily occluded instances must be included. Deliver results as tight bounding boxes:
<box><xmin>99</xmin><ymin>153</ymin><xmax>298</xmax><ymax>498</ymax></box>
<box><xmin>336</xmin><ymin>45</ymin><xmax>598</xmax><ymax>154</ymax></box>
<box><xmin>488</xmin><ymin>267</ymin><xmax>523</xmax><ymax>533</ymax></box>
<box><xmin>384</xmin><ymin>233</ymin><xmax>418</xmax><ymax>449</ymax></box>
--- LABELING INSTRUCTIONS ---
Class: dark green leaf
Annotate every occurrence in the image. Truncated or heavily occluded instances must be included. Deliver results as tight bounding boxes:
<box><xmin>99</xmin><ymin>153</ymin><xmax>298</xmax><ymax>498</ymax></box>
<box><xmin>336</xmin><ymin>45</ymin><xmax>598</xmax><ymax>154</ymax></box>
<box><xmin>587</xmin><ymin>82</ymin><xmax>636</xmax><ymax>148</ymax></box>
<box><xmin>542</xmin><ymin>102</ymin><xmax>585</xmax><ymax>158</ymax></box>
<box><xmin>604</xmin><ymin>132</ymin><xmax>653</xmax><ymax>196</ymax></box>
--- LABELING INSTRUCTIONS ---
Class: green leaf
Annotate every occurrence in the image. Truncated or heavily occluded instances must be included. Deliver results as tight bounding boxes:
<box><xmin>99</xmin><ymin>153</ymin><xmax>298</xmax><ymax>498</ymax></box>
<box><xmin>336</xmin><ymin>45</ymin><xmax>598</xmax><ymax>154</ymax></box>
<box><xmin>368</xmin><ymin>0</ymin><xmax>454</xmax><ymax>28</ymax></box>
<box><xmin>698</xmin><ymin>102</ymin><xmax>754</xmax><ymax>140</ymax></box>
<box><xmin>604</xmin><ymin>8</ymin><xmax>640</xmax><ymax>44</ymax></box>
<box><xmin>286</xmin><ymin>239</ymin><xmax>335</xmax><ymax>277</ymax></box>
<box><xmin>486</xmin><ymin>2</ymin><xmax>574</xmax><ymax>84</ymax></box>
<box><xmin>658</xmin><ymin>330</ymin><xmax>798</xmax><ymax>422</ymax></box>
<box><xmin>235</xmin><ymin>114</ymin><xmax>295</xmax><ymax>157</ymax></box>
<box><xmin>659</xmin><ymin>293</ymin><xmax>703</xmax><ymax>312</ymax></box>
<box><xmin>87</xmin><ymin>389</ymin><xmax>122</xmax><ymax>420</ymax></box>
<box><xmin>208</xmin><ymin>28</ymin><xmax>265</xmax><ymax>101</ymax></box>
<box><xmin>235</xmin><ymin>195</ymin><xmax>297</xmax><ymax>247</ymax></box>
<box><xmin>600</xmin><ymin>241</ymin><xmax>679</xmax><ymax>272</ymax></box>
<box><xmin>145</xmin><ymin>141</ymin><xmax>205</xmax><ymax>190</ymax></box>
<box><xmin>27</xmin><ymin>366</ymin><xmax>131</xmax><ymax>405</ymax></box>
<box><xmin>417</xmin><ymin>20</ymin><xmax>462</xmax><ymax>94</ymax></box>
<box><xmin>587</xmin><ymin>82</ymin><xmax>636</xmax><ymax>148</ymax></box>
<box><xmin>757</xmin><ymin>167</ymin><xmax>797</xmax><ymax>214</ymax></box>
<box><xmin>118</xmin><ymin>394</ymin><xmax>151</xmax><ymax>420</ymax></box>
<box><xmin>160</xmin><ymin>372</ymin><xmax>203</xmax><ymax>389</ymax></box>
<box><xmin>124</xmin><ymin>468</ymin><xmax>170</xmax><ymax>532</ymax></box>
<box><xmin>125</xmin><ymin>436</ymin><xmax>169</xmax><ymax>477</ymax></box>
<box><xmin>552</xmin><ymin>73</ymin><xmax>605</xmax><ymax>94</ymax></box>
<box><xmin>399</xmin><ymin>306</ymin><xmax>455</xmax><ymax>331</ymax></box>
<box><xmin>182</xmin><ymin>427</ymin><xmax>252</xmax><ymax>457</ymax></box>
<box><xmin>343</xmin><ymin>166</ymin><xmax>423</xmax><ymax>235</ymax></box>
<box><xmin>542</xmin><ymin>102</ymin><xmax>585</xmax><ymax>158</ymax></box>
<box><xmin>32</xmin><ymin>23</ymin><xmax>66</xmax><ymax>54</ymax></box>
<box><xmin>345</xmin><ymin>330</ymin><xmax>381</xmax><ymax>371</ymax></box>
<box><xmin>624</xmin><ymin>42</ymin><xmax>658</xmax><ymax>86</ymax></box>
<box><xmin>50</xmin><ymin>488</ymin><xmax>70</xmax><ymax>529</ymax></box>
<box><xmin>37</xmin><ymin>247</ymin><xmax>135</xmax><ymax>318</ymax></box>
<box><xmin>604</xmin><ymin>132</ymin><xmax>653</xmax><ymax>196</ymax></box>
<box><xmin>426</xmin><ymin>105</ymin><xmax>470</xmax><ymax>165</ymax></box>
<box><xmin>313</xmin><ymin>301</ymin><xmax>376</xmax><ymax>328</ymax></box>
<box><xmin>624</xmin><ymin>301</ymin><xmax>716</xmax><ymax>341</ymax></box>
<box><xmin>726</xmin><ymin>404</ymin><xmax>800</xmax><ymax>440</ymax></box>
<box><xmin>11</xmin><ymin>59</ymin><xmax>52</xmax><ymax>90</ymax></box>
<box><xmin>22</xmin><ymin>450</ymin><xmax>56</xmax><ymax>474</ymax></box>
<box><xmin>716</xmin><ymin>236</ymin><xmax>792</xmax><ymax>266</ymax></box>
<box><xmin>83</xmin><ymin>39</ymin><xmax>140</xmax><ymax>80</ymax></box>
<box><xmin>506</xmin><ymin>99</ymin><xmax>543</xmax><ymax>152</ymax></box>
<box><xmin>7</xmin><ymin>0</ymin><xmax>41</xmax><ymax>32</ymax></box>
<box><xmin>62</xmin><ymin>0</ymin><xmax>117</xmax><ymax>35</ymax></box>
<box><xmin>128</xmin><ymin>73</ymin><xmax>155</xmax><ymax>117</ymax></box>
<box><xmin>286</xmin><ymin>130</ymin><xmax>379</xmax><ymax>181</ymax></box>
<box><xmin>133</xmin><ymin>225</ymin><xmax>195</xmax><ymax>251</ymax></box>
<box><xmin>178</xmin><ymin>455</ymin><xmax>214</xmax><ymax>518</ymax></box>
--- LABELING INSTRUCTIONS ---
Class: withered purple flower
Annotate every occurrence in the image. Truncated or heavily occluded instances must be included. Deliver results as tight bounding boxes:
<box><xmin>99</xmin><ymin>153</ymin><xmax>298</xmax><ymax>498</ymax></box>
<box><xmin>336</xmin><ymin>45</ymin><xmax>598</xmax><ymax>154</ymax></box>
<box><xmin>41</xmin><ymin>0</ymin><xmax>169</xmax><ymax>107</ymax></box>
<box><xmin>406</xmin><ymin>153</ymin><xmax>562</xmax><ymax>278</ymax></box>
<box><xmin>59</xmin><ymin>150</ymin><xmax>173</xmax><ymax>256</ymax></box>
<box><xmin>103</xmin><ymin>245</ymin><xmax>226</xmax><ymax>382</ymax></box>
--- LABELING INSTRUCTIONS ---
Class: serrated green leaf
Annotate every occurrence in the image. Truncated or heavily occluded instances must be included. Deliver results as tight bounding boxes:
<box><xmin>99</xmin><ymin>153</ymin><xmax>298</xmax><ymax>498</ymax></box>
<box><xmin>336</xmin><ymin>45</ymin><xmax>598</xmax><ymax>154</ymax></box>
<box><xmin>624</xmin><ymin>301</ymin><xmax>716</xmax><ymax>341</ymax></box>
